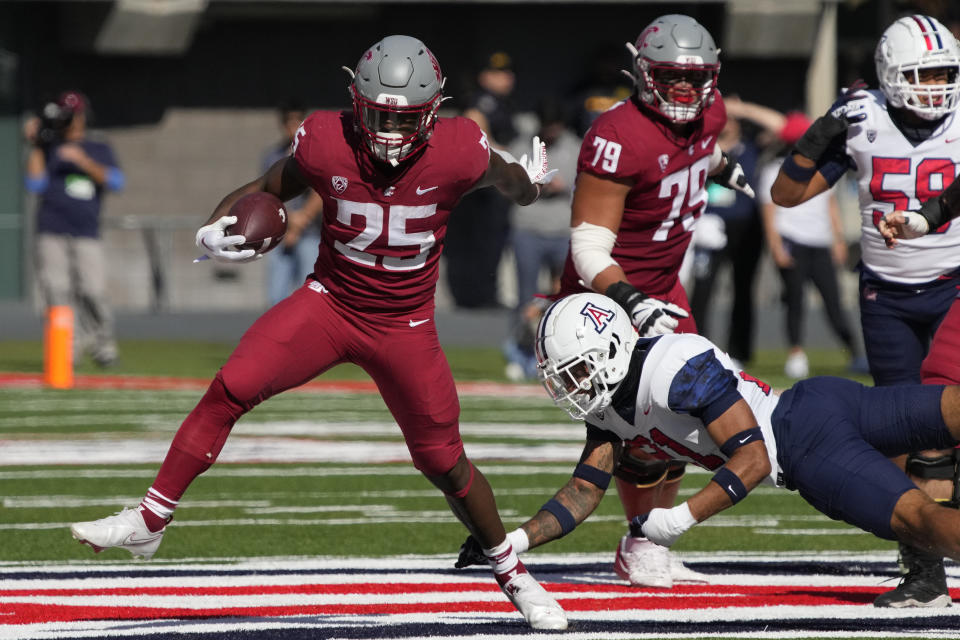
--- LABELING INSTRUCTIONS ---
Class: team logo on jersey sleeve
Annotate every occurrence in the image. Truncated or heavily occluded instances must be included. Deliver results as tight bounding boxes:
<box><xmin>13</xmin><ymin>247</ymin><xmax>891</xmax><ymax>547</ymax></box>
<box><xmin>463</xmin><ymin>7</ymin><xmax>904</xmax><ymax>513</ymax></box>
<box><xmin>580</xmin><ymin>301</ymin><xmax>616</xmax><ymax>333</ymax></box>
<box><xmin>332</xmin><ymin>176</ymin><xmax>349</xmax><ymax>194</ymax></box>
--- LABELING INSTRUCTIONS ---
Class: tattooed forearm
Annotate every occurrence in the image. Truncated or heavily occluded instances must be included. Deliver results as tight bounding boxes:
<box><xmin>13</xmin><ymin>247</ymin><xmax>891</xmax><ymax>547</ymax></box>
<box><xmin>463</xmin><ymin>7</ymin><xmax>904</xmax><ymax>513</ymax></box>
<box><xmin>521</xmin><ymin>439</ymin><xmax>619</xmax><ymax>549</ymax></box>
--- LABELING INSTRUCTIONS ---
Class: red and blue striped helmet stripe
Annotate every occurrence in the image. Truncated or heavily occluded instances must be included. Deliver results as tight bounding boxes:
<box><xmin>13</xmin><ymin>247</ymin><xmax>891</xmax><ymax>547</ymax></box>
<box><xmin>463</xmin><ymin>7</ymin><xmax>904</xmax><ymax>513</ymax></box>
<box><xmin>911</xmin><ymin>14</ymin><xmax>944</xmax><ymax>51</ymax></box>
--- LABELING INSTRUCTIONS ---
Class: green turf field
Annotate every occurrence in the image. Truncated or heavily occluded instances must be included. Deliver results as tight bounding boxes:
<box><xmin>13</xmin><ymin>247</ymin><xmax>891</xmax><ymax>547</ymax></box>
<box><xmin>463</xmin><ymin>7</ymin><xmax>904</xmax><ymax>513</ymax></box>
<box><xmin>0</xmin><ymin>339</ymin><xmax>890</xmax><ymax>566</ymax></box>
<box><xmin>0</xmin><ymin>339</ymin><xmax>871</xmax><ymax>387</ymax></box>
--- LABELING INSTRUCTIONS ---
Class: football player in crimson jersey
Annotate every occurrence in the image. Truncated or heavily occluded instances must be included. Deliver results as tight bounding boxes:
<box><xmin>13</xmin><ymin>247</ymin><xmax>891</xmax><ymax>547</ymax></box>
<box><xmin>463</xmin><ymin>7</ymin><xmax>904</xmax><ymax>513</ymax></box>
<box><xmin>772</xmin><ymin>15</ymin><xmax>960</xmax><ymax>608</ymax></box>
<box><xmin>69</xmin><ymin>35</ymin><xmax>567</xmax><ymax>631</ymax></box>
<box><xmin>554</xmin><ymin>14</ymin><xmax>755</xmax><ymax>589</ymax></box>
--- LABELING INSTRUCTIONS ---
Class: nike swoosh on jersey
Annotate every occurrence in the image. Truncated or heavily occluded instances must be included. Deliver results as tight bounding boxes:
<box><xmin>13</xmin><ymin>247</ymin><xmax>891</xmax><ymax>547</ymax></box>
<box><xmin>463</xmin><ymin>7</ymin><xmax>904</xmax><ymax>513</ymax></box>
<box><xmin>416</xmin><ymin>185</ymin><xmax>439</xmax><ymax>195</ymax></box>
<box><xmin>409</xmin><ymin>319</ymin><xmax>430</xmax><ymax>327</ymax></box>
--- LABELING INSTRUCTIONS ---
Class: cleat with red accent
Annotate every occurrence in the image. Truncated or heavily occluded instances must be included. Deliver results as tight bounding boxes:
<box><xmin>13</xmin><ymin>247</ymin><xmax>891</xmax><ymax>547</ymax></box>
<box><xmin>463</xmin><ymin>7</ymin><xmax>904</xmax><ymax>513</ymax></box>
<box><xmin>496</xmin><ymin>561</ymin><xmax>568</xmax><ymax>630</ymax></box>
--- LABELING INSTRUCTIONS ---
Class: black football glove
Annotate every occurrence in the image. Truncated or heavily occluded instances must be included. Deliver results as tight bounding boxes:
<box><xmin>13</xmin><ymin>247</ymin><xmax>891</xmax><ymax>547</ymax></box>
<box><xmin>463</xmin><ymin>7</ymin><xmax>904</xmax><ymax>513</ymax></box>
<box><xmin>712</xmin><ymin>152</ymin><xmax>755</xmax><ymax>198</ymax></box>
<box><xmin>454</xmin><ymin>534</ymin><xmax>487</xmax><ymax>569</ymax></box>
<box><xmin>794</xmin><ymin>79</ymin><xmax>868</xmax><ymax>162</ymax></box>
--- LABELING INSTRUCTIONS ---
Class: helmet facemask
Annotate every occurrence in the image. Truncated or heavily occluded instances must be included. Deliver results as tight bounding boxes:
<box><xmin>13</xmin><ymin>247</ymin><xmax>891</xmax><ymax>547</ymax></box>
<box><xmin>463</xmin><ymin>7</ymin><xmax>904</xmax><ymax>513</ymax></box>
<box><xmin>639</xmin><ymin>60</ymin><xmax>719</xmax><ymax>123</ymax></box>
<box><xmin>350</xmin><ymin>86</ymin><xmax>441</xmax><ymax>165</ymax></box>
<box><xmin>539</xmin><ymin>344</ymin><xmax>619</xmax><ymax>420</ymax></box>
<box><xmin>884</xmin><ymin>63</ymin><xmax>960</xmax><ymax>120</ymax></box>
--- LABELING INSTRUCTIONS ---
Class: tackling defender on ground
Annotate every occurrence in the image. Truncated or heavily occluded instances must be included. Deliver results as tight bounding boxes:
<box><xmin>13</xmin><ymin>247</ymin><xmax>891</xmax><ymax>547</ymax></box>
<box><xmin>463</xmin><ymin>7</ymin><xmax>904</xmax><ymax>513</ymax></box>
<box><xmin>457</xmin><ymin>293</ymin><xmax>960</xmax><ymax>597</ymax></box>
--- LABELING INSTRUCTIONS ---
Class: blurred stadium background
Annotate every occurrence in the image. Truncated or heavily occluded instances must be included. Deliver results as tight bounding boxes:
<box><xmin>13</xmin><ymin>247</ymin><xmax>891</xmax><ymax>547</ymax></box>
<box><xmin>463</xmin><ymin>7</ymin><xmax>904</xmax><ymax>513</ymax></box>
<box><xmin>2</xmin><ymin>0</ymin><xmax>954</xmax><ymax>348</ymax></box>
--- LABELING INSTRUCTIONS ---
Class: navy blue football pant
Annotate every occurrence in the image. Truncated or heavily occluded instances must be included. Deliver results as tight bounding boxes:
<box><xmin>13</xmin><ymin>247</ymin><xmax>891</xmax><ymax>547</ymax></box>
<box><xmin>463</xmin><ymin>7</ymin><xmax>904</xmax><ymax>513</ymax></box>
<box><xmin>858</xmin><ymin>267</ymin><xmax>958</xmax><ymax>386</ymax></box>
<box><xmin>772</xmin><ymin>377</ymin><xmax>953</xmax><ymax>540</ymax></box>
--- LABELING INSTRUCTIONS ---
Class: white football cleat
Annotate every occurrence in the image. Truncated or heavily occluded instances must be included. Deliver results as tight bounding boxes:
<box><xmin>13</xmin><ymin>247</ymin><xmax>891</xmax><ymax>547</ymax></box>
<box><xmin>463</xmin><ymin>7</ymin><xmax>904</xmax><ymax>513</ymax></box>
<box><xmin>70</xmin><ymin>507</ymin><xmax>165</xmax><ymax>560</ymax></box>
<box><xmin>669</xmin><ymin>551</ymin><xmax>710</xmax><ymax>584</ymax></box>
<box><xmin>498</xmin><ymin>564</ymin><xmax>568</xmax><ymax>630</ymax></box>
<box><xmin>614</xmin><ymin>534</ymin><xmax>672</xmax><ymax>588</ymax></box>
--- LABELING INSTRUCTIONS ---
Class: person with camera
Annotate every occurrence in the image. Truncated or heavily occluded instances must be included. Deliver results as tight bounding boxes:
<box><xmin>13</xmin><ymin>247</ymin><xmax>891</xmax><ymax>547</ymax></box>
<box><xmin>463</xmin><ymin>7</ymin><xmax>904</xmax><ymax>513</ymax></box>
<box><xmin>24</xmin><ymin>90</ymin><xmax>125</xmax><ymax>367</ymax></box>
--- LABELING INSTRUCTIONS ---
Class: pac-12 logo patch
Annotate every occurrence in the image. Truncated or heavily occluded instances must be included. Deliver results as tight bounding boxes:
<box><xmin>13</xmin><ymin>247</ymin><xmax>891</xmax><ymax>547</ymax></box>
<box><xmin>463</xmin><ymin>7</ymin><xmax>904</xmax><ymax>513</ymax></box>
<box><xmin>332</xmin><ymin>176</ymin><xmax>348</xmax><ymax>193</ymax></box>
<box><xmin>580</xmin><ymin>301</ymin><xmax>615</xmax><ymax>333</ymax></box>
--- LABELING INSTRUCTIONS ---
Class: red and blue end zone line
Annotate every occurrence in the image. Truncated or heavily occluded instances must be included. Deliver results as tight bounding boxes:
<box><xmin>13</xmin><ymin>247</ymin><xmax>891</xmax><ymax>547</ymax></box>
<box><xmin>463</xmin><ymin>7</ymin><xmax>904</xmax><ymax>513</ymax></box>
<box><xmin>2</xmin><ymin>555</ymin><xmax>958</xmax><ymax>639</ymax></box>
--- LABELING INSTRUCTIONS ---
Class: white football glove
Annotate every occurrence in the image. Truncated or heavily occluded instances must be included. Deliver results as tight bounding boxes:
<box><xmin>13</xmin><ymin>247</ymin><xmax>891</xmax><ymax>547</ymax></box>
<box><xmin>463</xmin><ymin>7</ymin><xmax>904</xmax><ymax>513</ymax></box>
<box><xmin>629</xmin><ymin>503</ymin><xmax>697</xmax><ymax>547</ymax></box>
<box><xmin>519</xmin><ymin>135</ymin><xmax>558</xmax><ymax>186</ymax></box>
<box><xmin>630</xmin><ymin>297</ymin><xmax>689</xmax><ymax>337</ymax></box>
<box><xmin>606</xmin><ymin>281</ymin><xmax>689</xmax><ymax>337</ymax></box>
<box><xmin>195</xmin><ymin>215</ymin><xmax>260</xmax><ymax>263</ymax></box>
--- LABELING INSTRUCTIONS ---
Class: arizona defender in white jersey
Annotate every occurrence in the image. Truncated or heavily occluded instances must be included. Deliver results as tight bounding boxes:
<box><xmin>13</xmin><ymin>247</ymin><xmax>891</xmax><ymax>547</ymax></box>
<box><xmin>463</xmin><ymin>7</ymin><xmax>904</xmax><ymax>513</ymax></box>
<box><xmin>773</xmin><ymin>14</ymin><xmax>960</xmax><ymax>608</ymax></box>
<box><xmin>772</xmin><ymin>14</ymin><xmax>960</xmax><ymax>388</ymax></box>
<box><xmin>456</xmin><ymin>293</ymin><xmax>960</xmax><ymax>586</ymax></box>
<box><xmin>836</xmin><ymin>89</ymin><xmax>960</xmax><ymax>283</ymax></box>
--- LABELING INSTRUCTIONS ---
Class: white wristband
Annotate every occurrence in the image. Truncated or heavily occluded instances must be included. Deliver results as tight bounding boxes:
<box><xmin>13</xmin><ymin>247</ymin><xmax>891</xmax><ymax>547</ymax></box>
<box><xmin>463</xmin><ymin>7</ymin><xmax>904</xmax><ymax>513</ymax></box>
<box><xmin>506</xmin><ymin>528</ymin><xmax>529</xmax><ymax>554</ymax></box>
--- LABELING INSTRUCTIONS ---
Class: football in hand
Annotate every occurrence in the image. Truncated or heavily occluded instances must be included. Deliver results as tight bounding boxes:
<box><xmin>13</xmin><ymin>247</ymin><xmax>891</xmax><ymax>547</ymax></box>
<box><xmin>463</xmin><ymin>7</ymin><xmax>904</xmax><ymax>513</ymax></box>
<box><xmin>226</xmin><ymin>192</ymin><xmax>287</xmax><ymax>255</ymax></box>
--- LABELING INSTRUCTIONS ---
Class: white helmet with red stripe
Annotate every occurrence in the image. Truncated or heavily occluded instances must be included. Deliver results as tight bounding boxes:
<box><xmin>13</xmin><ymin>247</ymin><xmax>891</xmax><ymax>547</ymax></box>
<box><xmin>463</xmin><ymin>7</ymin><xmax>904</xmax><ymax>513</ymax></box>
<box><xmin>875</xmin><ymin>15</ymin><xmax>960</xmax><ymax>120</ymax></box>
<box><xmin>535</xmin><ymin>293</ymin><xmax>638</xmax><ymax>420</ymax></box>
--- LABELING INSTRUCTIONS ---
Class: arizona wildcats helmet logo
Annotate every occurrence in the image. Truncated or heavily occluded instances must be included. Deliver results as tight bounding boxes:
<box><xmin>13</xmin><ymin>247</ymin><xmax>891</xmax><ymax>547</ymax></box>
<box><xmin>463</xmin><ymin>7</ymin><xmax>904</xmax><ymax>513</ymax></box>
<box><xmin>580</xmin><ymin>301</ymin><xmax>615</xmax><ymax>333</ymax></box>
<box><xmin>332</xmin><ymin>176</ymin><xmax>348</xmax><ymax>193</ymax></box>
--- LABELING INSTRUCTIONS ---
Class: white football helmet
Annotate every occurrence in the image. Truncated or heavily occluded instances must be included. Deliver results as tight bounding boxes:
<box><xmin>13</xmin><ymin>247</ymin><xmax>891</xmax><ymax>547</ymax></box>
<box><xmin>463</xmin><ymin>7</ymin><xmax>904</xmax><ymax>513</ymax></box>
<box><xmin>346</xmin><ymin>35</ymin><xmax>446</xmax><ymax>166</ymax></box>
<box><xmin>535</xmin><ymin>293</ymin><xmax>638</xmax><ymax>420</ymax></box>
<box><xmin>875</xmin><ymin>15</ymin><xmax>960</xmax><ymax>120</ymax></box>
<box><xmin>626</xmin><ymin>14</ymin><xmax>720</xmax><ymax>123</ymax></box>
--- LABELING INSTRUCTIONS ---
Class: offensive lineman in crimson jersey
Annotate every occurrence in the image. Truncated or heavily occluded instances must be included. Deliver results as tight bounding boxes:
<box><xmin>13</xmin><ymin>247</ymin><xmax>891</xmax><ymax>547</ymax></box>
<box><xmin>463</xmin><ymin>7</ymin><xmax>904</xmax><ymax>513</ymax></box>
<box><xmin>555</xmin><ymin>14</ymin><xmax>755</xmax><ymax>589</ymax></box>
<box><xmin>69</xmin><ymin>35</ymin><xmax>568</xmax><ymax>631</ymax></box>
<box><xmin>773</xmin><ymin>15</ymin><xmax>960</xmax><ymax>608</ymax></box>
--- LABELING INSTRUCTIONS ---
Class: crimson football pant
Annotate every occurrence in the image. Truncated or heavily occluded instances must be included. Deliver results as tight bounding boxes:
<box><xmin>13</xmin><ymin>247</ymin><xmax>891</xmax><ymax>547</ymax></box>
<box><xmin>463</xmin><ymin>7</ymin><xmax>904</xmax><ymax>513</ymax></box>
<box><xmin>153</xmin><ymin>282</ymin><xmax>465</xmax><ymax>504</ymax></box>
<box><xmin>923</xmin><ymin>295</ymin><xmax>960</xmax><ymax>385</ymax></box>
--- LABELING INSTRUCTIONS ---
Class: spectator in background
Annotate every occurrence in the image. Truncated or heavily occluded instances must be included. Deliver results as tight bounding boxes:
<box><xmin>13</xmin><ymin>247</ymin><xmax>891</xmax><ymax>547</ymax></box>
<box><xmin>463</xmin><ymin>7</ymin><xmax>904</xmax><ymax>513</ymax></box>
<box><xmin>688</xmin><ymin>103</ymin><xmax>763</xmax><ymax>367</ymax></box>
<box><xmin>23</xmin><ymin>91</ymin><xmax>124</xmax><ymax>367</ymax></box>
<box><xmin>503</xmin><ymin>100</ymin><xmax>579</xmax><ymax>381</ymax></box>
<box><xmin>758</xmin><ymin>113</ymin><xmax>864</xmax><ymax>379</ymax></box>
<box><xmin>261</xmin><ymin>100</ymin><xmax>324</xmax><ymax>306</ymax></box>
<box><xmin>445</xmin><ymin>52</ymin><xmax>518</xmax><ymax>308</ymax></box>
<box><xmin>567</xmin><ymin>43</ymin><xmax>635</xmax><ymax>138</ymax></box>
